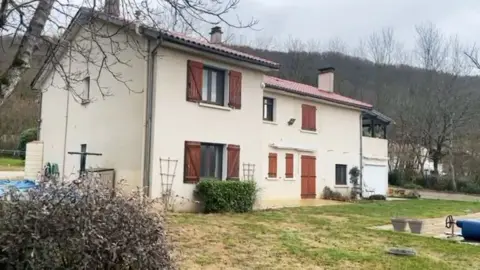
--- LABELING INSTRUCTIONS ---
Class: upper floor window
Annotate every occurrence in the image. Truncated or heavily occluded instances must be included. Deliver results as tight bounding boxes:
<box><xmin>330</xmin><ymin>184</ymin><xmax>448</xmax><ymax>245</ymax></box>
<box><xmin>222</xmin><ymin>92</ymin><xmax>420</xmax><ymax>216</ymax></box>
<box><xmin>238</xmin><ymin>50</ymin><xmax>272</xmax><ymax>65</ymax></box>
<box><xmin>81</xmin><ymin>76</ymin><xmax>90</xmax><ymax>104</ymax></box>
<box><xmin>301</xmin><ymin>104</ymin><xmax>316</xmax><ymax>131</ymax></box>
<box><xmin>202</xmin><ymin>67</ymin><xmax>225</xmax><ymax>106</ymax></box>
<box><xmin>263</xmin><ymin>97</ymin><xmax>274</xmax><ymax>121</ymax></box>
<box><xmin>186</xmin><ymin>60</ymin><xmax>242</xmax><ymax>109</ymax></box>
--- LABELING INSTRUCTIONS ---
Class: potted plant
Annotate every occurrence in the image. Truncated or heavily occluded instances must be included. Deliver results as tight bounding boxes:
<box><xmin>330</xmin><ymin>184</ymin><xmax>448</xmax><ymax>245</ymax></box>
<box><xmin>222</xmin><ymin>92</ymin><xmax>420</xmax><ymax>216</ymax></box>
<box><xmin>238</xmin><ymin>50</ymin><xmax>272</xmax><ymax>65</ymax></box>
<box><xmin>408</xmin><ymin>219</ymin><xmax>424</xmax><ymax>234</ymax></box>
<box><xmin>391</xmin><ymin>217</ymin><xmax>408</xmax><ymax>232</ymax></box>
<box><xmin>349</xmin><ymin>167</ymin><xmax>361</xmax><ymax>200</ymax></box>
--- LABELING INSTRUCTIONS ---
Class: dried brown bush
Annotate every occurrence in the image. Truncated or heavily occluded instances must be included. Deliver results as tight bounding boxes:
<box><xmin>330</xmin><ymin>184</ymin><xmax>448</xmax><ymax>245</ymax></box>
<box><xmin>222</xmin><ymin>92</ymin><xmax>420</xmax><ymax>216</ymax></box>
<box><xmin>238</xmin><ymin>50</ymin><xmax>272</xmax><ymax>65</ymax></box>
<box><xmin>0</xmin><ymin>177</ymin><xmax>175</xmax><ymax>269</ymax></box>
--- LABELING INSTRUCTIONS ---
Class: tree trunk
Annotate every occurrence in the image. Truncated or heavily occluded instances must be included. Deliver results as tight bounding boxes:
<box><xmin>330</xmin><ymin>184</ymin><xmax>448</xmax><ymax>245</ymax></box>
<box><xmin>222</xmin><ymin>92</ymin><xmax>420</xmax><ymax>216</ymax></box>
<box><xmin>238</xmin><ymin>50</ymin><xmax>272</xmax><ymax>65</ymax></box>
<box><xmin>0</xmin><ymin>0</ymin><xmax>55</xmax><ymax>108</ymax></box>
<box><xmin>432</xmin><ymin>158</ymin><xmax>439</xmax><ymax>175</ymax></box>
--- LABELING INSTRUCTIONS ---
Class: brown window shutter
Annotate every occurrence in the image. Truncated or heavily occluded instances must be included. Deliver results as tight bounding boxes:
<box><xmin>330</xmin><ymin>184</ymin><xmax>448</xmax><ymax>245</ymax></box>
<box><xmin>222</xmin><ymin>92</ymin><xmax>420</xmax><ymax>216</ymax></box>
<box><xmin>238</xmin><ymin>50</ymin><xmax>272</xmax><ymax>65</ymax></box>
<box><xmin>285</xmin><ymin>153</ymin><xmax>294</xmax><ymax>178</ymax></box>
<box><xmin>268</xmin><ymin>153</ymin><xmax>277</xmax><ymax>178</ymax></box>
<box><xmin>302</xmin><ymin>104</ymin><xmax>316</xmax><ymax>131</ymax></box>
<box><xmin>227</xmin><ymin>144</ymin><xmax>240</xmax><ymax>180</ymax></box>
<box><xmin>184</xmin><ymin>141</ymin><xmax>201</xmax><ymax>183</ymax></box>
<box><xmin>187</xmin><ymin>60</ymin><xmax>203</xmax><ymax>102</ymax></box>
<box><xmin>310</xmin><ymin>105</ymin><xmax>316</xmax><ymax>130</ymax></box>
<box><xmin>228</xmin><ymin>70</ymin><xmax>242</xmax><ymax>109</ymax></box>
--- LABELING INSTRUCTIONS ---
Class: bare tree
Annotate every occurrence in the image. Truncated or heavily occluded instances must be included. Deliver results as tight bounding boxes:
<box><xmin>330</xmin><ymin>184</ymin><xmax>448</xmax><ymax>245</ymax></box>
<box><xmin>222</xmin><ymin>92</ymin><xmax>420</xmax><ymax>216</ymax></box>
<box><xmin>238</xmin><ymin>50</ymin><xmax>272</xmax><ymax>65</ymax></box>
<box><xmin>282</xmin><ymin>36</ymin><xmax>311</xmax><ymax>82</ymax></box>
<box><xmin>0</xmin><ymin>0</ymin><xmax>256</xmax><ymax>108</ymax></box>
<box><xmin>398</xmin><ymin>22</ymin><xmax>478</xmax><ymax>189</ymax></box>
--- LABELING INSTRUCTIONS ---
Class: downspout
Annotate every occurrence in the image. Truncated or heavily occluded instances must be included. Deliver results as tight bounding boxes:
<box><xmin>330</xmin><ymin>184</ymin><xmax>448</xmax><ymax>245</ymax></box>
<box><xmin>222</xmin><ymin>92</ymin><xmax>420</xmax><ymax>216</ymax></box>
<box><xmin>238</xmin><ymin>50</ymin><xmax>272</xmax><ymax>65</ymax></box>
<box><xmin>143</xmin><ymin>36</ymin><xmax>162</xmax><ymax>197</ymax></box>
<box><xmin>61</xmin><ymin>45</ymin><xmax>73</xmax><ymax>178</ymax></box>
<box><xmin>359</xmin><ymin>113</ymin><xmax>363</xmax><ymax>198</ymax></box>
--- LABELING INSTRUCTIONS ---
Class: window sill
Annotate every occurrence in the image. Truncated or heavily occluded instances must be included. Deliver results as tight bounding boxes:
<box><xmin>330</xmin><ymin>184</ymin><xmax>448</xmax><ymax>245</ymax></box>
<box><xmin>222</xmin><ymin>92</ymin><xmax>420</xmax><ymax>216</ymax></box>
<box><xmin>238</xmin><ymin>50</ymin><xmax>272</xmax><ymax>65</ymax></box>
<box><xmin>198</xmin><ymin>102</ymin><xmax>232</xmax><ymax>111</ymax></box>
<box><xmin>300</xmin><ymin>129</ymin><xmax>318</xmax><ymax>135</ymax></box>
<box><xmin>263</xmin><ymin>120</ymin><xmax>278</xmax><ymax>125</ymax></box>
<box><xmin>265</xmin><ymin>177</ymin><xmax>279</xmax><ymax>181</ymax></box>
<box><xmin>334</xmin><ymin>185</ymin><xmax>349</xmax><ymax>188</ymax></box>
<box><xmin>284</xmin><ymin>178</ymin><xmax>295</xmax><ymax>181</ymax></box>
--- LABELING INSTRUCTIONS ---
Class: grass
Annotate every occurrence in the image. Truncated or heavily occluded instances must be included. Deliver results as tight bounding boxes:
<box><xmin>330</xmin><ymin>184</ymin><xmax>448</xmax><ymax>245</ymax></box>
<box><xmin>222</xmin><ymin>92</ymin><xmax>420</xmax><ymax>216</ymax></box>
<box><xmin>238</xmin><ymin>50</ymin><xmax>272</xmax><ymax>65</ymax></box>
<box><xmin>168</xmin><ymin>199</ymin><xmax>480</xmax><ymax>269</ymax></box>
<box><xmin>0</xmin><ymin>157</ymin><xmax>24</xmax><ymax>171</ymax></box>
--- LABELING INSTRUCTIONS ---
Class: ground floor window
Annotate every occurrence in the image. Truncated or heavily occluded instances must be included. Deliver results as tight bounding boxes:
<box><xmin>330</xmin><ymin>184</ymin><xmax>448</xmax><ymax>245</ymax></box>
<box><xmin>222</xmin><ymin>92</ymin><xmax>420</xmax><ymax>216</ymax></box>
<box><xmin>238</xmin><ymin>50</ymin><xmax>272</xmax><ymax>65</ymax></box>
<box><xmin>335</xmin><ymin>164</ymin><xmax>347</xmax><ymax>185</ymax></box>
<box><xmin>184</xmin><ymin>141</ymin><xmax>240</xmax><ymax>183</ymax></box>
<box><xmin>200</xmin><ymin>143</ymin><xmax>223</xmax><ymax>179</ymax></box>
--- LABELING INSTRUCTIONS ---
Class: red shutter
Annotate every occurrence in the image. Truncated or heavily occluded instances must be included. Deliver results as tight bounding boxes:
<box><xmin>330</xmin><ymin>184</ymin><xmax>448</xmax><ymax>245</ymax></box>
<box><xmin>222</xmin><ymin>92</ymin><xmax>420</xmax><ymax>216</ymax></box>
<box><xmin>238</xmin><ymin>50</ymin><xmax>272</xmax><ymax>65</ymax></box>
<box><xmin>310</xmin><ymin>105</ymin><xmax>316</xmax><ymax>131</ymax></box>
<box><xmin>302</xmin><ymin>104</ymin><xmax>308</xmax><ymax>130</ymax></box>
<box><xmin>228</xmin><ymin>70</ymin><xmax>242</xmax><ymax>109</ymax></box>
<box><xmin>285</xmin><ymin>153</ymin><xmax>294</xmax><ymax>178</ymax></box>
<box><xmin>268</xmin><ymin>153</ymin><xmax>277</xmax><ymax>178</ymax></box>
<box><xmin>227</xmin><ymin>144</ymin><xmax>240</xmax><ymax>180</ymax></box>
<box><xmin>301</xmin><ymin>104</ymin><xmax>316</xmax><ymax>131</ymax></box>
<box><xmin>187</xmin><ymin>60</ymin><xmax>203</xmax><ymax>101</ymax></box>
<box><xmin>184</xmin><ymin>141</ymin><xmax>201</xmax><ymax>183</ymax></box>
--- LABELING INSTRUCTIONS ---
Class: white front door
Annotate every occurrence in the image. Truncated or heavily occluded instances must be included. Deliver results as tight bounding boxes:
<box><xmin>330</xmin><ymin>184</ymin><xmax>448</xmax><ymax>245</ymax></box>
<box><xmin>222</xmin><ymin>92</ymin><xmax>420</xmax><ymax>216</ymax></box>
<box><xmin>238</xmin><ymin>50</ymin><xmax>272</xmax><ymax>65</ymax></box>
<box><xmin>363</xmin><ymin>164</ymin><xmax>388</xmax><ymax>197</ymax></box>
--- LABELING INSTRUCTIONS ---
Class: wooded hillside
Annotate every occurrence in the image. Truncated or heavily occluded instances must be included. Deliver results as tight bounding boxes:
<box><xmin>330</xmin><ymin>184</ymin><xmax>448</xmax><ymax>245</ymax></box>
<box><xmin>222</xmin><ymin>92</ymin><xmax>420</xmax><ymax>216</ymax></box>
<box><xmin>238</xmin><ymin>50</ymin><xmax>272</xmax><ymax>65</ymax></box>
<box><xmin>0</xmin><ymin>37</ymin><xmax>44</xmax><ymax>149</ymax></box>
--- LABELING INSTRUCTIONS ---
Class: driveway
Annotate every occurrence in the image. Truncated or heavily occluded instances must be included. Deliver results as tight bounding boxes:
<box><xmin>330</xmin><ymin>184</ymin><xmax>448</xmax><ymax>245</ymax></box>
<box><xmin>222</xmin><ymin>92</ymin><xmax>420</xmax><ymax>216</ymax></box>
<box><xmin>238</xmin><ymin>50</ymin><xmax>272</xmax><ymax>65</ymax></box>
<box><xmin>0</xmin><ymin>171</ymin><xmax>24</xmax><ymax>180</ymax></box>
<box><xmin>418</xmin><ymin>190</ymin><xmax>480</xmax><ymax>202</ymax></box>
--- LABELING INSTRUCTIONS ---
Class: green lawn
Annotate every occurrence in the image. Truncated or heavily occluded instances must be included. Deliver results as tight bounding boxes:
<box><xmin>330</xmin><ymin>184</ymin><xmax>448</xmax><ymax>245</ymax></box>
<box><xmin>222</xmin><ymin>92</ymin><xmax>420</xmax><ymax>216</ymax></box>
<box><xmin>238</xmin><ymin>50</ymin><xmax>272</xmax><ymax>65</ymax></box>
<box><xmin>0</xmin><ymin>157</ymin><xmax>24</xmax><ymax>171</ymax></box>
<box><xmin>168</xmin><ymin>200</ymin><xmax>480</xmax><ymax>269</ymax></box>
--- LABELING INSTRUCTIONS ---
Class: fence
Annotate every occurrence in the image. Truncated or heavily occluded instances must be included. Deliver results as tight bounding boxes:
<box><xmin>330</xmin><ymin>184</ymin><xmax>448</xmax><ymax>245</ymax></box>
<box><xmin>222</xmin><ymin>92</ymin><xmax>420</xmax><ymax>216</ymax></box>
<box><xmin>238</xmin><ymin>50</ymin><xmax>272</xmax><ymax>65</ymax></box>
<box><xmin>0</xmin><ymin>149</ymin><xmax>25</xmax><ymax>158</ymax></box>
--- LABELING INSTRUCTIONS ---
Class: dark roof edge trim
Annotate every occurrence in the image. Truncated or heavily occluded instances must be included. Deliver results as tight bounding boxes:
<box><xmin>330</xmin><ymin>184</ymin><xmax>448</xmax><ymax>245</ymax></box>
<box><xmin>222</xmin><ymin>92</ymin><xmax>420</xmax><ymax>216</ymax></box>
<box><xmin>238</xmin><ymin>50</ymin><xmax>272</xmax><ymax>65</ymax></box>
<box><xmin>143</xmin><ymin>31</ymin><xmax>279</xmax><ymax>69</ymax></box>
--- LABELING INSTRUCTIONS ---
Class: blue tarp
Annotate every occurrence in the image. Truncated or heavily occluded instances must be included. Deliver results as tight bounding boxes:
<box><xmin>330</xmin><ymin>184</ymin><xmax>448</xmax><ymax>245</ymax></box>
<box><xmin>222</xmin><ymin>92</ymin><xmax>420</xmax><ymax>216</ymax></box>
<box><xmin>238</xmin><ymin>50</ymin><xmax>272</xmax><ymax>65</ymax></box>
<box><xmin>0</xmin><ymin>180</ymin><xmax>38</xmax><ymax>196</ymax></box>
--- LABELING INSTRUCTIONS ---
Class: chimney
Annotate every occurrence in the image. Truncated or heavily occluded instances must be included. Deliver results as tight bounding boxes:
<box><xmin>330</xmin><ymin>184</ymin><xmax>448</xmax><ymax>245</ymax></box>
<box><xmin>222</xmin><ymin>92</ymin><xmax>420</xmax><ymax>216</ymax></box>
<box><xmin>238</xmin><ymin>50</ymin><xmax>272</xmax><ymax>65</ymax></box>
<box><xmin>210</xmin><ymin>26</ymin><xmax>223</xmax><ymax>44</ymax></box>
<box><xmin>318</xmin><ymin>67</ymin><xmax>335</xmax><ymax>92</ymax></box>
<box><xmin>104</xmin><ymin>0</ymin><xmax>120</xmax><ymax>17</ymax></box>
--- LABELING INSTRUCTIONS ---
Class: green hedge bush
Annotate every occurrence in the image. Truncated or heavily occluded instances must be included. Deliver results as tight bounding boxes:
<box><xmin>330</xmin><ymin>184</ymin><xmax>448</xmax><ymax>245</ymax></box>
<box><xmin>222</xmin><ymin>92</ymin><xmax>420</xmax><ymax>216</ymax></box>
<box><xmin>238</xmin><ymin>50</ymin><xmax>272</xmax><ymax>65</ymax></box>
<box><xmin>195</xmin><ymin>180</ymin><xmax>258</xmax><ymax>213</ymax></box>
<box><xmin>17</xmin><ymin>128</ymin><xmax>38</xmax><ymax>159</ymax></box>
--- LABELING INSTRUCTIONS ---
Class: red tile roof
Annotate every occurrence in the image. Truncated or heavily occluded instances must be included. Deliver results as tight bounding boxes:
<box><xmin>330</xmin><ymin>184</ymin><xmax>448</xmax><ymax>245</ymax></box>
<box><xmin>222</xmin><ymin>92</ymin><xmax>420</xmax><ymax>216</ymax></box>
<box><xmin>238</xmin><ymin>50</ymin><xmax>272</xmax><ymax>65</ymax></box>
<box><xmin>263</xmin><ymin>76</ymin><xmax>372</xmax><ymax>109</ymax></box>
<box><xmin>160</xmin><ymin>31</ymin><xmax>279</xmax><ymax>69</ymax></box>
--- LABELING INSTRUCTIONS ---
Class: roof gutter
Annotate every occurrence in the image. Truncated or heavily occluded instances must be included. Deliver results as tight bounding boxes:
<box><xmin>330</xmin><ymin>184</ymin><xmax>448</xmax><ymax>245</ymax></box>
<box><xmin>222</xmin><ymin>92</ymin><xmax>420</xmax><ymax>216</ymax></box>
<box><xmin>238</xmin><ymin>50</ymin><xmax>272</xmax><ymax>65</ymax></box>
<box><xmin>265</xmin><ymin>84</ymin><xmax>372</xmax><ymax>110</ymax></box>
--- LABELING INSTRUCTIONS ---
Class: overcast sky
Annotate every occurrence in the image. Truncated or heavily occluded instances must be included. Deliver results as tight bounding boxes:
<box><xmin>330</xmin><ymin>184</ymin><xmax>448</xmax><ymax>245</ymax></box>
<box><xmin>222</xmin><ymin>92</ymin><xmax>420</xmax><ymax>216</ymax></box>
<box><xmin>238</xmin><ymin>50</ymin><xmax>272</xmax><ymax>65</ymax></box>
<box><xmin>224</xmin><ymin>0</ymin><xmax>480</xmax><ymax>51</ymax></box>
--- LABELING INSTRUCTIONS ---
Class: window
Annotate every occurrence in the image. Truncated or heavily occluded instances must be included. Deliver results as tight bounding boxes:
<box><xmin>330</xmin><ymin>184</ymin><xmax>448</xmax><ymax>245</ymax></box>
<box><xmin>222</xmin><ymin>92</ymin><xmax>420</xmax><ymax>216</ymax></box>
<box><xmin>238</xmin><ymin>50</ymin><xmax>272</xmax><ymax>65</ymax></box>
<box><xmin>184</xmin><ymin>141</ymin><xmax>240</xmax><ymax>183</ymax></box>
<box><xmin>263</xmin><ymin>97</ymin><xmax>274</xmax><ymax>121</ymax></box>
<box><xmin>81</xmin><ymin>76</ymin><xmax>90</xmax><ymax>104</ymax></box>
<box><xmin>200</xmin><ymin>143</ymin><xmax>223</xmax><ymax>179</ymax></box>
<box><xmin>187</xmin><ymin>60</ymin><xmax>242</xmax><ymax>109</ymax></box>
<box><xmin>201</xmin><ymin>67</ymin><xmax>225</xmax><ymax>105</ymax></box>
<box><xmin>301</xmin><ymin>104</ymin><xmax>316</xmax><ymax>131</ymax></box>
<box><xmin>268</xmin><ymin>153</ymin><xmax>277</xmax><ymax>178</ymax></box>
<box><xmin>335</xmin><ymin>164</ymin><xmax>347</xmax><ymax>185</ymax></box>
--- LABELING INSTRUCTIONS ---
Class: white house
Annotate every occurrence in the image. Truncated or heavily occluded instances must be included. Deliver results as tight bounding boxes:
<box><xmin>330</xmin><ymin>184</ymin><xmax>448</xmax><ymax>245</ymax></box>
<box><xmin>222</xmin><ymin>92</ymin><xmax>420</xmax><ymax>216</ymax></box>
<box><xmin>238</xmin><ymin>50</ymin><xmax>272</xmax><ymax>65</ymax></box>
<box><xmin>31</xmin><ymin>7</ymin><xmax>391</xmax><ymax>211</ymax></box>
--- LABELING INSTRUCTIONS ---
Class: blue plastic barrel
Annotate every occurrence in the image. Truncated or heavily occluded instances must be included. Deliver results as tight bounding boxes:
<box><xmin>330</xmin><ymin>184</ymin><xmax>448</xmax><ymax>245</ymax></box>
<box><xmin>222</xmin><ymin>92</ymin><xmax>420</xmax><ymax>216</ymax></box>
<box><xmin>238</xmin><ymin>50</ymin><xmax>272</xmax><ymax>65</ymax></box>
<box><xmin>456</xmin><ymin>219</ymin><xmax>480</xmax><ymax>241</ymax></box>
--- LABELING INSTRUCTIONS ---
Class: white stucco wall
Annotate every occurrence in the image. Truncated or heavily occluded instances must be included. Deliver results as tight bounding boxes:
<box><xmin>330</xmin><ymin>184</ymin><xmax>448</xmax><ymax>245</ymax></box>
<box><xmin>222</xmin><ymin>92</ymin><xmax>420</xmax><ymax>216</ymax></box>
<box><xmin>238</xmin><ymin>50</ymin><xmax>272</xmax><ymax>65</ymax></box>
<box><xmin>39</xmin><ymin>24</ymin><xmax>147</xmax><ymax>190</ymax></box>
<box><xmin>362</xmin><ymin>136</ymin><xmax>388</xmax><ymax>165</ymax></box>
<box><xmin>261</xmin><ymin>90</ymin><xmax>362</xmax><ymax>199</ymax></box>
<box><xmin>151</xmin><ymin>46</ymin><xmax>265</xmax><ymax>211</ymax></box>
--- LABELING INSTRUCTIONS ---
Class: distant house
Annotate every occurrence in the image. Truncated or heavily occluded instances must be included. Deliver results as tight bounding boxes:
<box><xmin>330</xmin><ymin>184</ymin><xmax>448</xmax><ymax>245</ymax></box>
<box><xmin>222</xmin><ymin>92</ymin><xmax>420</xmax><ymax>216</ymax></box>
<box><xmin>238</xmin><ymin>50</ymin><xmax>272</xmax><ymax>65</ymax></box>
<box><xmin>32</xmin><ymin>7</ymin><xmax>391</xmax><ymax>211</ymax></box>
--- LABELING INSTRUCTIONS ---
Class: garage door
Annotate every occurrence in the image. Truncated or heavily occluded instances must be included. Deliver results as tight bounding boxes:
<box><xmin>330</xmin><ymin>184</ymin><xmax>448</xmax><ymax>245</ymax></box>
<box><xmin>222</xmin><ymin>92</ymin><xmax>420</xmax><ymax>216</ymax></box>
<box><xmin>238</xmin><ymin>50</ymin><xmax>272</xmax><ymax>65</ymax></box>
<box><xmin>363</xmin><ymin>164</ymin><xmax>388</xmax><ymax>197</ymax></box>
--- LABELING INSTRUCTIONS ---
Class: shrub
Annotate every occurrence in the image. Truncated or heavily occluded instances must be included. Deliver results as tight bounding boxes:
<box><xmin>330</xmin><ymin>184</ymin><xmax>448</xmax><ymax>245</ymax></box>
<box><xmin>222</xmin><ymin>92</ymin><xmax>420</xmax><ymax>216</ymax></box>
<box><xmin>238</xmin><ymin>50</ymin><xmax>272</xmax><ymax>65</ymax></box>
<box><xmin>0</xmin><ymin>177</ymin><xmax>175</xmax><ymax>269</ymax></box>
<box><xmin>17</xmin><ymin>128</ymin><xmax>38</xmax><ymax>159</ymax></box>
<box><xmin>402</xmin><ymin>182</ymin><xmax>423</xmax><ymax>190</ymax></box>
<box><xmin>195</xmin><ymin>180</ymin><xmax>257</xmax><ymax>213</ymax></box>
<box><xmin>322</xmin><ymin>187</ymin><xmax>350</xmax><ymax>201</ymax></box>
<box><xmin>459</xmin><ymin>181</ymin><xmax>480</xmax><ymax>195</ymax></box>
<box><xmin>368</xmin><ymin>194</ymin><xmax>386</xmax><ymax>200</ymax></box>
<box><xmin>388</xmin><ymin>170</ymin><xmax>404</xmax><ymax>186</ymax></box>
